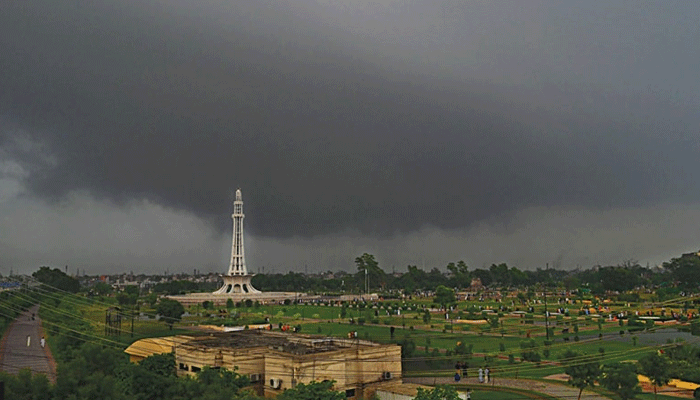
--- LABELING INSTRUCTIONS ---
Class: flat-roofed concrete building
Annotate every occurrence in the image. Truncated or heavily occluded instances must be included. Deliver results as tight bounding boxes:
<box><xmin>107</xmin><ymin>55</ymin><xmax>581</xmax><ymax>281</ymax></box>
<box><xmin>126</xmin><ymin>330</ymin><xmax>402</xmax><ymax>399</ymax></box>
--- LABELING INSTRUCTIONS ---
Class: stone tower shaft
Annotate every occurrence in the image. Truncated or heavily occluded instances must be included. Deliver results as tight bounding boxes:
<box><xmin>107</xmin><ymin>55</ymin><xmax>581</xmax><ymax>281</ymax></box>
<box><xmin>228</xmin><ymin>189</ymin><xmax>246</xmax><ymax>276</ymax></box>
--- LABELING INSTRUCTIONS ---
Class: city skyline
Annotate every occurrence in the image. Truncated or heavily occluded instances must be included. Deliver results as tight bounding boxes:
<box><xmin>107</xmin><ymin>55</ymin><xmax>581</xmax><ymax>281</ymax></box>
<box><xmin>1</xmin><ymin>2</ymin><xmax>699</xmax><ymax>275</ymax></box>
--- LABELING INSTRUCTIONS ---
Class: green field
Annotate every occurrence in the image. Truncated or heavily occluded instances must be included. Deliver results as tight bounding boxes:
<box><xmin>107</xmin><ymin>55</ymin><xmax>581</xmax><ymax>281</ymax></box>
<box><xmin>172</xmin><ymin>297</ymin><xmax>699</xmax><ymax>383</ymax></box>
<box><xmin>31</xmin><ymin>289</ymin><xmax>700</xmax><ymax>399</ymax></box>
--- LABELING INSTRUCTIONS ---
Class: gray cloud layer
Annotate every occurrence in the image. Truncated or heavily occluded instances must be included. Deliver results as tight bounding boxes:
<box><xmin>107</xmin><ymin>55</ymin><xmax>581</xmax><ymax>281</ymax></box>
<box><xmin>1</xmin><ymin>1</ymin><xmax>699</xmax><ymax>273</ymax></box>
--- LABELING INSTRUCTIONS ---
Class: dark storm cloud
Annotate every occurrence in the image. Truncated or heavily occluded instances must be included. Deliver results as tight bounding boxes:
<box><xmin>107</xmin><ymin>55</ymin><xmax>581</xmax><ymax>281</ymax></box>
<box><xmin>1</xmin><ymin>1</ymin><xmax>699</xmax><ymax>238</ymax></box>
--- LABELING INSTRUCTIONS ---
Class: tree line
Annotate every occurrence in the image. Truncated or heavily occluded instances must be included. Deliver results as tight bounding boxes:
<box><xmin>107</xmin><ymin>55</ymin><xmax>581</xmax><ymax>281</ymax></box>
<box><xmin>249</xmin><ymin>252</ymin><xmax>700</xmax><ymax>295</ymax></box>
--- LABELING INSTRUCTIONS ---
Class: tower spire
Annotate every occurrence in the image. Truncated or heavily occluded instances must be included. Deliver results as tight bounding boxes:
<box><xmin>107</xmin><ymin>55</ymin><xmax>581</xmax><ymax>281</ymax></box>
<box><xmin>227</xmin><ymin>188</ymin><xmax>246</xmax><ymax>276</ymax></box>
<box><xmin>213</xmin><ymin>188</ymin><xmax>260</xmax><ymax>294</ymax></box>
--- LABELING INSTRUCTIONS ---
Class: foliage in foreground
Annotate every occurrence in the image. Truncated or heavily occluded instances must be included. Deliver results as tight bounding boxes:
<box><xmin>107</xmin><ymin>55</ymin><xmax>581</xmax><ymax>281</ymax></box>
<box><xmin>600</xmin><ymin>362</ymin><xmax>641</xmax><ymax>400</ymax></box>
<box><xmin>561</xmin><ymin>349</ymin><xmax>600</xmax><ymax>400</ymax></box>
<box><xmin>1</xmin><ymin>346</ymin><xmax>256</xmax><ymax>400</ymax></box>
<box><xmin>414</xmin><ymin>385</ymin><xmax>461</xmax><ymax>400</ymax></box>
<box><xmin>275</xmin><ymin>380</ymin><xmax>345</xmax><ymax>400</ymax></box>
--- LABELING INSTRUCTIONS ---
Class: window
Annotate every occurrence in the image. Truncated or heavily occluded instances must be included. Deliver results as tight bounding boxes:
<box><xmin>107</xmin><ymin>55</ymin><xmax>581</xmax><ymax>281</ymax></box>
<box><xmin>345</xmin><ymin>388</ymin><xmax>356</xmax><ymax>398</ymax></box>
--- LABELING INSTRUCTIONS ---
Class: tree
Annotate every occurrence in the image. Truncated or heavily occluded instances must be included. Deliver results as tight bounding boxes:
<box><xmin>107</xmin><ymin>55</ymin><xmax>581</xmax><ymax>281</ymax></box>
<box><xmin>124</xmin><ymin>285</ymin><xmax>140</xmax><ymax>297</ymax></box>
<box><xmin>396</xmin><ymin>265</ymin><xmax>427</xmax><ymax>293</ymax></box>
<box><xmin>117</xmin><ymin>355</ymin><xmax>176</xmax><ymax>400</ymax></box>
<box><xmin>276</xmin><ymin>380</ymin><xmax>344</xmax><ymax>400</ymax></box>
<box><xmin>145</xmin><ymin>292</ymin><xmax>158</xmax><ymax>306</ymax></box>
<box><xmin>561</xmin><ymin>350</ymin><xmax>600</xmax><ymax>400</ymax></box>
<box><xmin>471</xmin><ymin>268</ymin><xmax>493</xmax><ymax>286</ymax></box>
<box><xmin>400</xmin><ymin>337</ymin><xmax>417</xmax><ymax>358</ymax></box>
<box><xmin>520</xmin><ymin>339</ymin><xmax>541</xmax><ymax>363</ymax></box>
<box><xmin>355</xmin><ymin>253</ymin><xmax>386</xmax><ymax>291</ymax></box>
<box><xmin>490</xmin><ymin>263</ymin><xmax>510</xmax><ymax>286</ymax></box>
<box><xmin>447</xmin><ymin>261</ymin><xmax>470</xmax><ymax>288</ymax></box>
<box><xmin>414</xmin><ymin>385</ymin><xmax>460</xmax><ymax>400</ymax></box>
<box><xmin>139</xmin><ymin>353</ymin><xmax>176</xmax><ymax>377</ymax></box>
<box><xmin>195</xmin><ymin>366</ymin><xmax>251</xmax><ymax>395</ymax></box>
<box><xmin>601</xmin><ymin>362</ymin><xmax>641</xmax><ymax>400</ymax></box>
<box><xmin>664</xmin><ymin>254</ymin><xmax>700</xmax><ymax>289</ymax></box>
<box><xmin>0</xmin><ymin>369</ymin><xmax>53</xmax><ymax>400</ymax></box>
<box><xmin>116</xmin><ymin>291</ymin><xmax>137</xmax><ymax>306</ymax></box>
<box><xmin>33</xmin><ymin>266</ymin><xmax>80</xmax><ymax>292</ymax></box>
<box><xmin>509</xmin><ymin>266</ymin><xmax>529</xmax><ymax>286</ymax></box>
<box><xmin>92</xmin><ymin>282</ymin><xmax>113</xmax><ymax>296</ymax></box>
<box><xmin>156</xmin><ymin>298</ymin><xmax>185</xmax><ymax>330</ymax></box>
<box><xmin>54</xmin><ymin>343</ymin><xmax>129</xmax><ymax>400</ymax></box>
<box><xmin>434</xmin><ymin>285</ymin><xmax>456</xmax><ymax>310</ymax></box>
<box><xmin>638</xmin><ymin>353</ymin><xmax>671</xmax><ymax>400</ymax></box>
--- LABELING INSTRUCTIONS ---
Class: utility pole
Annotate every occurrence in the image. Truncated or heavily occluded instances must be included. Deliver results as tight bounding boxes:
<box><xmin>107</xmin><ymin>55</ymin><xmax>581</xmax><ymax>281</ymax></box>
<box><xmin>365</xmin><ymin>266</ymin><xmax>370</xmax><ymax>299</ymax></box>
<box><xmin>544</xmin><ymin>263</ymin><xmax>550</xmax><ymax>340</ymax></box>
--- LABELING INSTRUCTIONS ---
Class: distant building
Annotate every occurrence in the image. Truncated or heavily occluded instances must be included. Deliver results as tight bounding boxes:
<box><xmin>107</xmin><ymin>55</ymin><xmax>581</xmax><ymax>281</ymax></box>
<box><xmin>126</xmin><ymin>330</ymin><xmax>402</xmax><ymax>399</ymax></box>
<box><xmin>469</xmin><ymin>278</ymin><xmax>483</xmax><ymax>290</ymax></box>
<box><xmin>681</xmin><ymin>250</ymin><xmax>700</xmax><ymax>258</ymax></box>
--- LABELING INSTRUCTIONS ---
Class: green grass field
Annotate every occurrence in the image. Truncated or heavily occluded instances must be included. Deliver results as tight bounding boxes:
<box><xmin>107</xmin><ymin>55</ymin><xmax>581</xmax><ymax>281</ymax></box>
<box><xmin>36</xmin><ymin>291</ymin><xmax>698</xmax><ymax>394</ymax></box>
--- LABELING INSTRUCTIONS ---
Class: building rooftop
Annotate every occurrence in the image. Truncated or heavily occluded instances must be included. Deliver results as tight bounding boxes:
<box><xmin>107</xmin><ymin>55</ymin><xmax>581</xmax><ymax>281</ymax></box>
<box><xmin>125</xmin><ymin>336</ymin><xmax>192</xmax><ymax>359</ymax></box>
<box><xmin>183</xmin><ymin>330</ymin><xmax>382</xmax><ymax>355</ymax></box>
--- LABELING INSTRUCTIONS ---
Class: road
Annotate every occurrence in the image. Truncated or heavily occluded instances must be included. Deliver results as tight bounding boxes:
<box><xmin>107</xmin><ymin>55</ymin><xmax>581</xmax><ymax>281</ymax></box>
<box><xmin>0</xmin><ymin>304</ymin><xmax>57</xmax><ymax>383</ymax></box>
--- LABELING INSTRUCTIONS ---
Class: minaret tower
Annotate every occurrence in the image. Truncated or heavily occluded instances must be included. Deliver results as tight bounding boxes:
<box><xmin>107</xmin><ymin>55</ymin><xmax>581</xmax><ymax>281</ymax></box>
<box><xmin>228</xmin><ymin>189</ymin><xmax>246</xmax><ymax>276</ymax></box>
<box><xmin>214</xmin><ymin>189</ymin><xmax>260</xmax><ymax>294</ymax></box>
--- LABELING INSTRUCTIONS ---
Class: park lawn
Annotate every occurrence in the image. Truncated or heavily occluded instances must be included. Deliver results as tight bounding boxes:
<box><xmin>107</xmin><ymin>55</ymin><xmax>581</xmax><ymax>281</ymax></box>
<box><xmin>47</xmin><ymin>293</ymin><xmax>684</xmax><ymax>382</ymax></box>
<box><xmin>298</xmin><ymin>320</ymin><xmax>401</xmax><ymax>341</ymax></box>
<box><xmin>286</xmin><ymin>313</ymin><xmax>658</xmax><ymax>368</ymax></box>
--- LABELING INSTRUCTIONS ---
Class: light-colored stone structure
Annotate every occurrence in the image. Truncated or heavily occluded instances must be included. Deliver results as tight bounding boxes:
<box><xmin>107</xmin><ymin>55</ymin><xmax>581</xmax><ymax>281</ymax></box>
<box><xmin>168</xmin><ymin>189</ymin><xmax>302</xmax><ymax>305</ymax></box>
<box><xmin>126</xmin><ymin>330</ymin><xmax>402</xmax><ymax>399</ymax></box>
<box><xmin>213</xmin><ymin>189</ymin><xmax>260</xmax><ymax>295</ymax></box>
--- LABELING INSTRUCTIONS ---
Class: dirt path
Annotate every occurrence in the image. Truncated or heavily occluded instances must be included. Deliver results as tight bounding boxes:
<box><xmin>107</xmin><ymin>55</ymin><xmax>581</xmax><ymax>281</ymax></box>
<box><xmin>0</xmin><ymin>304</ymin><xmax>57</xmax><ymax>383</ymax></box>
<box><xmin>405</xmin><ymin>376</ymin><xmax>613</xmax><ymax>399</ymax></box>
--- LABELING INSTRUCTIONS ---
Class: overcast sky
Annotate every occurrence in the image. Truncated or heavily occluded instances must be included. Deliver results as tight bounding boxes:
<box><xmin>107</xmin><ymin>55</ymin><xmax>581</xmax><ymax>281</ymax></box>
<box><xmin>1</xmin><ymin>1</ymin><xmax>699</xmax><ymax>276</ymax></box>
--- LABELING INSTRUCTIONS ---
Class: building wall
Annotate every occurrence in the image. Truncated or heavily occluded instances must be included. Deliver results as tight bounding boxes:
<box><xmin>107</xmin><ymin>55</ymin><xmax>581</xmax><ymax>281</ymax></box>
<box><xmin>169</xmin><ymin>334</ymin><xmax>402</xmax><ymax>399</ymax></box>
<box><xmin>262</xmin><ymin>345</ymin><xmax>401</xmax><ymax>398</ymax></box>
<box><xmin>175</xmin><ymin>344</ymin><xmax>267</xmax><ymax>378</ymax></box>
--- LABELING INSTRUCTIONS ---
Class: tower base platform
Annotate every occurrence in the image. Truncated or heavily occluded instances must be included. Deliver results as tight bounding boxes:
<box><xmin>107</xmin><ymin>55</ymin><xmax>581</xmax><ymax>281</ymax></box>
<box><xmin>166</xmin><ymin>291</ymin><xmax>306</xmax><ymax>306</ymax></box>
<box><xmin>213</xmin><ymin>275</ymin><xmax>260</xmax><ymax>295</ymax></box>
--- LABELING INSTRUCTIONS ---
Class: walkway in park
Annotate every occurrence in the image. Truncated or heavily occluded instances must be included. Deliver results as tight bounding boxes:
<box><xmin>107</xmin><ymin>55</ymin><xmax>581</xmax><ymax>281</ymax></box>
<box><xmin>0</xmin><ymin>304</ymin><xmax>57</xmax><ymax>383</ymax></box>
<box><xmin>405</xmin><ymin>376</ymin><xmax>612</xmax><ymax>400</ymax></box>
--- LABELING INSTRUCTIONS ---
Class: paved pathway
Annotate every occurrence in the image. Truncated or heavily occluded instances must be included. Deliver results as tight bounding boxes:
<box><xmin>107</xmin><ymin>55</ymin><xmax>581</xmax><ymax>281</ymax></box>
<box><xmin>405</xmin><ymin>376</ymin><xmax>612</xmax><ymax>399</ymax></box>
<box><xmin>0</xmin><ymin>304</ymin><xmax>57</xmax><ymax>383</ymax></box>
